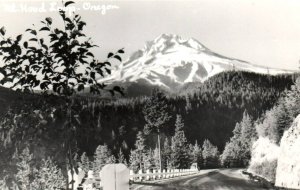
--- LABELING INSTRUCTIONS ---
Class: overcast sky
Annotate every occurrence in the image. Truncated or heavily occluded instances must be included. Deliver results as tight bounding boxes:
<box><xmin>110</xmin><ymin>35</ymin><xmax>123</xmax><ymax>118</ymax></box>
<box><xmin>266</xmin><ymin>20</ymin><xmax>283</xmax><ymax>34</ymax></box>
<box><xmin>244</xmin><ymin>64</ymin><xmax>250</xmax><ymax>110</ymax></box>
<box><xmin>1</xmin><ymin>0</ymin><xmax>300</xmax><ymax>70</ymax></box>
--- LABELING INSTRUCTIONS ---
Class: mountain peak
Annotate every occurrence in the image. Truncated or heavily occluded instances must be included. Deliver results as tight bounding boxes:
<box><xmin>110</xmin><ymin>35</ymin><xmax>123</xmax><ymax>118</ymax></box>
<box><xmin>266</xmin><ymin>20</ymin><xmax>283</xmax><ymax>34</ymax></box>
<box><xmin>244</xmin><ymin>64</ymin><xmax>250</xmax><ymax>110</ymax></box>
<box><xmin>143</xmin><ymin>34</ymin><xmax>207</xmax><ymax>54</ymax></box>
<box><xmin>154</xmin><ymin>33</ymin><xmax>178</xmax><ymax>41</ymax></box>
<box><xmin>99</xmin><ymin>34</ymin><xmax>294</xmax><ymax>91</ymax></box>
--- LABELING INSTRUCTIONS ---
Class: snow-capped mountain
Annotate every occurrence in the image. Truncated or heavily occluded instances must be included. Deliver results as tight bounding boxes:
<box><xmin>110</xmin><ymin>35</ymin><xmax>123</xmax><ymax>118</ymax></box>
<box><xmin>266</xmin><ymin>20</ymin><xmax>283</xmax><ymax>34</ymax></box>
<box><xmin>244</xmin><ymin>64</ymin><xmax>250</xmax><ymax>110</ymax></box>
<box><xmin>99</xmin><ymin>34</ymin><xmax>295</xmax><ymax>91</ymax></box>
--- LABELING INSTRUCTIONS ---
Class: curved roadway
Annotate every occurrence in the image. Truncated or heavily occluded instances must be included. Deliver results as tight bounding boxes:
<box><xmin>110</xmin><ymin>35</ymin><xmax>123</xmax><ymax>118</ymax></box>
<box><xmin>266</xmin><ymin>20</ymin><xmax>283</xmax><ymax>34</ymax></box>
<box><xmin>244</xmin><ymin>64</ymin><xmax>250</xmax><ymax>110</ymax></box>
<box><xmin>131</xmin><ymin>169</ymin><xmax>271</xmax><ymax>190</ymax></box>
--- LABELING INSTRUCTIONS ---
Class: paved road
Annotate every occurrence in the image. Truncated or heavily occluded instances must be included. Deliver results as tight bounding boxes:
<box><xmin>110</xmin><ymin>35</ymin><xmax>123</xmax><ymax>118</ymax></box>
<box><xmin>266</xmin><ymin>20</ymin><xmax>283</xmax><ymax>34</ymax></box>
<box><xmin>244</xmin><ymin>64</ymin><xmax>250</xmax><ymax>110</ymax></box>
<box><xmin>131</xmin><ymin>169</ymin><xmax>270</xmax><ymax>190</ymax></box>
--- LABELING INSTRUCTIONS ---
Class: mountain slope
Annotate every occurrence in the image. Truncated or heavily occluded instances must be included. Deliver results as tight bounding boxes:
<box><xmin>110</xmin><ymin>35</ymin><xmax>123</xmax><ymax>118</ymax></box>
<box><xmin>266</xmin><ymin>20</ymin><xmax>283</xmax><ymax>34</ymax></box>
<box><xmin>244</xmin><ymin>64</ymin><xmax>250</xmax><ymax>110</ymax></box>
<box><xmin>99</xmin><ymin>34</ymin><xmax>295</xmax><ymax>92</ymax></box>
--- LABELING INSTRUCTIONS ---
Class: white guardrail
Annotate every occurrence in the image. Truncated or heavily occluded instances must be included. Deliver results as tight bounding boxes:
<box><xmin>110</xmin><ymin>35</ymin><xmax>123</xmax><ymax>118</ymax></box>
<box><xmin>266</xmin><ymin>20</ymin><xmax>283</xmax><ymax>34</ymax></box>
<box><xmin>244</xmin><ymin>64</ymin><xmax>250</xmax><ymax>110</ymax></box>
<box><xmin>69</xmin><ymin>166</ymin><xmax>198</xmax><ymax>190</ymax></box>
<box><xmin>130</xmin><ymin>168</ymin><xmax>198</xmax><ymax>181</ymax></box>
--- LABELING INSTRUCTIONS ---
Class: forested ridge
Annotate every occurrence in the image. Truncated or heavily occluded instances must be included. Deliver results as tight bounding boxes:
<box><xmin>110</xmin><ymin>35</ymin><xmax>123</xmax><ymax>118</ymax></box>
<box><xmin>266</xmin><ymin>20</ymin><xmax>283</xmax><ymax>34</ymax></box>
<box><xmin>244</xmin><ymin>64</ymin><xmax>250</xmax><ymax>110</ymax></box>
<box><xmin>0</xmin><ymin>71</ymin><xmax>295</xmax><ymax>160</ymax></box>
<box><xmin>170</xmin><ymin>71</ymin><xmax>295</xmax><ymax>148</ymax></box>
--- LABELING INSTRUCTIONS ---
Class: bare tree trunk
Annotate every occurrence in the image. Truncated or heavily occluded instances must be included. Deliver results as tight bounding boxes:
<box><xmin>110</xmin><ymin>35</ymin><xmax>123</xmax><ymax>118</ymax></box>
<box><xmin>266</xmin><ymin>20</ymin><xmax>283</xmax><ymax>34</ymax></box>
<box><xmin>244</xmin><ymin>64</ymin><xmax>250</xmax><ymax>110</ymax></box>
<box><xmin>158</xmin><ymin>133</ymin><xmax>162</xmax><ymax>172</ymax></box>
<box><xmin>66</xmin><ymin>101</ymin><xmax>74</xmax><ymax>190</ymax></box>
<box><xmin>139</xmin><ymin>151</ymin><xmax>142</xmax><ymax>171</ymax></box>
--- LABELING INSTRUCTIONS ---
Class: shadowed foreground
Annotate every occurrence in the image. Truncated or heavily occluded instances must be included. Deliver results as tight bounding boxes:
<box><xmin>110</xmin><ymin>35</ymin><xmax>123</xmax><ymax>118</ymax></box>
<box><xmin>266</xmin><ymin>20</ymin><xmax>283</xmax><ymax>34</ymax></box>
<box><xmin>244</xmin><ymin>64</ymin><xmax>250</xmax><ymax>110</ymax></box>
<box><xmin>131</xmin><ymin>169</ymin><xmax>270</xmax><ymax>190</ymax></box>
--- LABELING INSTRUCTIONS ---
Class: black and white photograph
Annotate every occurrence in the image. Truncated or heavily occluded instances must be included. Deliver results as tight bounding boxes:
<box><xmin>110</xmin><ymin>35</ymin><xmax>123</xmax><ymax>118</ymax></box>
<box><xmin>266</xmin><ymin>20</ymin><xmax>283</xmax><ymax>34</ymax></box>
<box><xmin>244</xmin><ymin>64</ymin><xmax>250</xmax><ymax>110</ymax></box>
<box><xmin>0</xmin><ymin>0</ymin><xmax>300</xmax><ymax>189</ymax></box>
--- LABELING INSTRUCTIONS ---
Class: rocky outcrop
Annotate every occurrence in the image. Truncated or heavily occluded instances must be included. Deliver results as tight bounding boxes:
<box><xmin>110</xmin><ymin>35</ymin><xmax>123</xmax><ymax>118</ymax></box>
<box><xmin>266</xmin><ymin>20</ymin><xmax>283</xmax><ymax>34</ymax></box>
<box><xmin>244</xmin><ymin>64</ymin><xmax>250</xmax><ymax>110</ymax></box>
<box><xmin>275</xmin><ymin>115</ymin><xmax>300</xmax><ymax>189</ymax></box>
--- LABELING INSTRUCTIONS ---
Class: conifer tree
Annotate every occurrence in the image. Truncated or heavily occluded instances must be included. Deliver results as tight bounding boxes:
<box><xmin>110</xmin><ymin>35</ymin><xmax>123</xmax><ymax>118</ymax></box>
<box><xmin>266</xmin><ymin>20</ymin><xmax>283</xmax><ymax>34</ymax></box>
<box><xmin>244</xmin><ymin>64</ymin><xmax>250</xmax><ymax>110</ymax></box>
<box><xmin>221</xmin><ymin>140</ymin><xmax>241</xmax><ymax>167</ymax></box>
<box><xmin>143</xmin><ymin>89</ymin><xmax>171</xmax><ymax>171</ymax></box>
<box><xmin>117</xmin><ymin>148</ymin><xmax>127</xmax><ymax>166</ymax></box>
<box><xmin>129</xmin><ymin>131</ymin><xmax>147</xmax><ymax>172</ymax></box>
<box><xmin>221</xmin><ymin>111</ymin><xmax>257</xmax><ymax>167</ymax></box>
<box><xmin>239</xmin><ymin>111</ymin><xmax>257</xmax><ymax>165</ymax></box>
<box><xmin>191</xmin><ymin>141</ymin><xmax>202</xmax><ymax>169</ymax></box>
<box><xmin>32</xmin><ymin>157</ymin><xmax>65</xmax><ymax>190</ymax></box>
<box><xmin>129</xmin><ymin>149</ymin><xmax>140</xmax><ymax>173</ymax></box>
<box><xmin>170</xmin><ymin>115</ymin><xmax>190</xmax><ymax>169</ymax></box>
<box><xmin>221</xmin><ymin>122</ymin><xmax>243</xmax><ymax>167</ymax></box>
<box><xmin>93</xmin><ymin>144</ymin><xmax>116</xmax><ymax>173</ymax></box>
<box><xmin>275</xmin><ymin>103</ymin><xmax>291</xmax><ymax>139</ymax></box>
<box><xmin>79</xmin><ymin>152</ymin><xmax>90</xmax><ymax>172</ymax></box>
<box><xmin>285</xmin><ymin>78</ymin><xmax>300</xmax><ymax>121</ymax></box>
<box><xmin>144</xmin><ymin>148</ymin><xmax>155</xmax><ymax>171</ymax></box>
<box><xmin>202</xmin><ymin>139</ymin><xmax>220</xmax><ymax>169</ymax></box>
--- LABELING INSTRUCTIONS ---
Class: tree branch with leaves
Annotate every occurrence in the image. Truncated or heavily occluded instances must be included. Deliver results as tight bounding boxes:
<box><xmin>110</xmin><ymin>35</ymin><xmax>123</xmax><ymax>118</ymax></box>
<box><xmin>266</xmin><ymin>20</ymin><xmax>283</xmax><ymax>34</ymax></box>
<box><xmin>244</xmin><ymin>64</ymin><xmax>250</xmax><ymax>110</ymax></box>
<box><xmin>0</xmin><ymin>1</ymin><xmax>123</xmax><ymax>96</ymax></box>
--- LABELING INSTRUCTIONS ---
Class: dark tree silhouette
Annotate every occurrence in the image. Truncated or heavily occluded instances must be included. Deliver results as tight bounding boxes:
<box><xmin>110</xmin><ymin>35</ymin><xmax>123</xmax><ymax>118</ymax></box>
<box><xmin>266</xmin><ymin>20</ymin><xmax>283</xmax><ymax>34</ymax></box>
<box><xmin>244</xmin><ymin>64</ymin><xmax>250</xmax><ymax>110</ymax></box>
<box><xmin>143</xmin><ymin>88</ymin><xmax>171</xmax><ymax>171</ymax></box>
<box><xmin>0</xmin><ymin>1</ymin><xmax>123</xmax><ymax>96</ymax></box>
<box><xmin>129</xmin><ymin>131</ymin><xmax>147</xmax><ymax>172</ymax></box>
<box><xmin>170</xmin><ymin>115</ymin><xmax>190</xmax><ymax>169</ymax></box>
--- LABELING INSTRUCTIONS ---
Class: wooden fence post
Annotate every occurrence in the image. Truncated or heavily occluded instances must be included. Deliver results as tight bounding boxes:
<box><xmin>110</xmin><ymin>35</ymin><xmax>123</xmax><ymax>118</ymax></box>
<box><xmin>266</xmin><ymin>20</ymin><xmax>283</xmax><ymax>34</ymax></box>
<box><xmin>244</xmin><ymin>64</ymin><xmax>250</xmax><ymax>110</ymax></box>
<box><xmin>138</xmin><ymin>169</ymin><xmax>143</xmax><ymax>181</ymax></box>
<box><xmin>153</xmin><ymin>169</ymin><xmax>156</xmax><ymax>180</ymax></box>
<box><xmin>146</xmin><ymin>169</ymin><xmax>150</xmax><ymax>181</ymax></box>
<box><xmin>162</xmin><ymin>169</ymin><xmax>165</xmax><ymax>179</ymax></box>
<box><xmin>130</xmin><ymin>170</ymin><xmax>134</xmax><ymax>181</ymax></box>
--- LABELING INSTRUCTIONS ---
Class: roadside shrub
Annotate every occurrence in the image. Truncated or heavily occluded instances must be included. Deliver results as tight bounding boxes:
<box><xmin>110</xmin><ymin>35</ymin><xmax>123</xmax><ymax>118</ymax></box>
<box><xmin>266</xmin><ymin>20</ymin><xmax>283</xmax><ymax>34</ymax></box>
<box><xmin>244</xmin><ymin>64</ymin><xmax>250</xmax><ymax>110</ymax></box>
<box><xmin>249</xmin><ymin>159</ymin><xmax>277</xmax><ymax>182</ymax></box>
<box><xmin>248</xmin><ymin>137</ymin><xmax>279</xmax><ymax>182</ymax></box>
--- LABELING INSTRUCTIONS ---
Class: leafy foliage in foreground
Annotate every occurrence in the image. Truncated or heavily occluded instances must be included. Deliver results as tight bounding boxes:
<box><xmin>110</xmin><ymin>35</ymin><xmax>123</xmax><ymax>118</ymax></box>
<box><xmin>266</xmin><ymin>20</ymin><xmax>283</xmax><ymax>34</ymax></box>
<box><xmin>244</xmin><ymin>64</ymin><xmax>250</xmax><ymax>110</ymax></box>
<box><xmin>0</xmin><ymin>1</ymin><xmax>123</xmax><ymax>95</ymax></box>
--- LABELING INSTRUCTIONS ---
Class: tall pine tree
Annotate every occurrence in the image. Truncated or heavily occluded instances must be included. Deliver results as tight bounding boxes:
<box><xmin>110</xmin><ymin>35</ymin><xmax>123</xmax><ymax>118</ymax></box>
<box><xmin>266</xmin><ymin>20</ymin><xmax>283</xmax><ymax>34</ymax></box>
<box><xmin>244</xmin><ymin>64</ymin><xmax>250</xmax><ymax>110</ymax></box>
<box><xmin>93</xmin><ymin>144</ymin><xmax>116</xmax><ymax>174</ymax></box>
<box><xmin>79</xmin><ymin>152</ymin><xmax>90</xmax><ymax>172</ymax></box>
<box><xmin>221</xmin><ymin>111</ymin><xmax>257</xmax><ymax>167</ymax></box>
<box><xmin>143</xmin><ymin>89</ymin><xmax>171</xmax><ymax>171</ymax></box>
<box><xmin>202</xmin><ymin>139</ymin><xmax>220</xmax><ymax>169</ymax></box>
<box><xmin>32</xmin><ymin>157</ymin><xmax>65</xmax><ymax>190</ymax></box>
<box><xmin>117</xmin><ymin>148</ymin><xmax>127</xmax><ymax>166</ymax></box>
<box><xmin>129</xmin><ymin>131</ymin><xmax>147</xmax><ymax>172</ymax></box>
<box><xmin>191</xmin><ymin>141</ymin><xmax>202</xmax><ymax>169</ymax></box>
<box><xmin>170</xmin><ymin>115</ymin><xmax>190</xmax><ymax>169</ymax></box>
<box><xmin>239</xmin><ymin>111</ymin><xmax>257</xmax><ymax>165</ymax></box>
